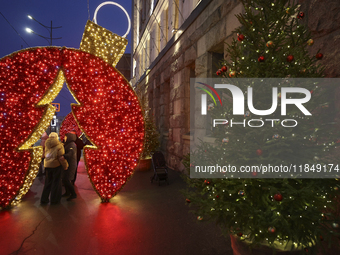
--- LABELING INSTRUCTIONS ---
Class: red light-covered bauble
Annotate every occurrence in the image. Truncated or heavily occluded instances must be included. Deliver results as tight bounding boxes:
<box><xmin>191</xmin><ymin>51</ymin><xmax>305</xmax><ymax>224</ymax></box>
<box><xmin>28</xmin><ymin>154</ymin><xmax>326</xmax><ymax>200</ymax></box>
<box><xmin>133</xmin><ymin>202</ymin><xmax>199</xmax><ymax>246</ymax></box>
<box><xmin>237</xmin><ymin>34</ymin><xmax>245</xmax><ymax>42</ymax></box>
<box><xmin>316</xmin><ymin>53</ymin><xmax>323</xmax><ymax>59</ymax></box>
<box><xmin>256</xmin><ymin>149</ymin><xmax>263</xmax><ymax>156</ymax></box>
<box><xmin>274</xmin><ymin>193</ymin><xmax>283</xmax><ymax>201</ymax></box>
<box><xmin>216</xmin><ymin>69</ymin><xmax>222</xmax><ymax>76</ymax></box>
<box><xmin>59</xmin><ymin>112</ymin><xmax>82</xmax><ymax>141</ymax></box>
<box><xmin>287</xmin><ymin>55</ymin><xmax>294</xmax><ymax>62</ymax></box>
<box><xmin>258</xmin><ymin>56</ymin><xmax>265</xmax><ymax>62</ymax></box>
<box><xmin>204</xmin><ymin>180</ymin><xmax>210</xmax><ymax>185</ymax></box>
<box><xmin>0</xmin><ymin>47</ymin><xmax>145</xmax><ymax>208</ymax></box>
<box><xmin>221</xmin><ymin>65</ymin><xmax>228</xmax><ymax>72</ymax></box>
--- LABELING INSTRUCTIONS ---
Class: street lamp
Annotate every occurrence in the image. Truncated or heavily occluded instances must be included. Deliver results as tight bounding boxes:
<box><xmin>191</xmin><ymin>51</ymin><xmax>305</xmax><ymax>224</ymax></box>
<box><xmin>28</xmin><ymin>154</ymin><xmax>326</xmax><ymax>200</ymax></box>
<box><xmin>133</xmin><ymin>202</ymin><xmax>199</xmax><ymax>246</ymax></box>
<box><xmin>25</xmin><ymin>15</ymin><xmax>62</xmax><ymax>46</ymax></box>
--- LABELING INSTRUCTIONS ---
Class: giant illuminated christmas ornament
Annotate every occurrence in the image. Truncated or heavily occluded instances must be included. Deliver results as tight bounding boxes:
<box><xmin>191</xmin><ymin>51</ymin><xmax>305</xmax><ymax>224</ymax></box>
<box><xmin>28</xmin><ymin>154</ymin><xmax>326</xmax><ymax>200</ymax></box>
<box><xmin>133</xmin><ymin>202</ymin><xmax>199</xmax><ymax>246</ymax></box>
<box><xmin>0</xmin><ymin>2</ymin><xmax>142</xmax><ymax>209</ymax></box>
<box><xmin>0</xmin><ymin>46</ymin><xmax>144</xmax><ymax>209</ymax></box>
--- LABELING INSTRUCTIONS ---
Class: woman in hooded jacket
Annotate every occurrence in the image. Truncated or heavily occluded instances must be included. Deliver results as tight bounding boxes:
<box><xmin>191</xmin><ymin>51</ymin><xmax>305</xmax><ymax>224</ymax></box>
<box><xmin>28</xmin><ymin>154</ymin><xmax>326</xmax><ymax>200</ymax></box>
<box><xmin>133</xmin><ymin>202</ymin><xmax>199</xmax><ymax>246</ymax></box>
<box><xmin>62</xmin><ymin>133</ymin><xmax>78</xmax><ymax>201</ymax></box>
<box><xmin>41</xmin><ymin>132</ymin><xmax>65</xmax><ymax>205</ymax></box>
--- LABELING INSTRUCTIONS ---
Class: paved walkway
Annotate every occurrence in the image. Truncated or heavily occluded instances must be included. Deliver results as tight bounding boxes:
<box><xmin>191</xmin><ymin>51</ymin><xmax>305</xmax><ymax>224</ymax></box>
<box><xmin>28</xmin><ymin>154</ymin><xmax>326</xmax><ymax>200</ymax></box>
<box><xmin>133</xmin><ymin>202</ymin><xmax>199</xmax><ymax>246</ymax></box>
<box><xmin>0</xmin><ymin>160</ymin><xmax>233</xmax><ymax>255</ymax></box>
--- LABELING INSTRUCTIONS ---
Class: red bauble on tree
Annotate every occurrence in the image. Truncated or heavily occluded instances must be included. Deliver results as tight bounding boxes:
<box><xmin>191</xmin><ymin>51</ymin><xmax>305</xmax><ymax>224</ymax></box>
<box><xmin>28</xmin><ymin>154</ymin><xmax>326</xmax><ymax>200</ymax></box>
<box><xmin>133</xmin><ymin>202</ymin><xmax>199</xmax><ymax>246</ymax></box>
<box><xmin>237</xmin><ymin>34</ymin><xmax>245</xmax><ymax>41</ymax></box>
<box><xmin>256</xmin><ymin>149</ymin><xmax>263</xmax><ymax>156</ymax></box>
<box><xmin>274</xmin><ymin>193</ymin><xmax>283</xmax><ymax>201</ymax></box>
<box><xmin>221</xmin><ymin>65</ymin><xmax>228</xmax><ymax>72</ymax></box>
<box><xmin>287</xmin><ymin>55</ymin><xmax>294</xmax><ymax>62</ymax></box>
<box><xmin>316</xmin><ymin>53</ymin><xmax>323</xmax><ymax>59</ymax></box>
<box><xmin>229</xmin><ymin>71</ymin><xmax>236</xmax><ymax>78</ymax></box>
<box><xmin>216</xmin><ymin>69</ymin><xmax>222</xmax><ymax>75</ymax></box>
<box><xmin>258</xmin><ymin>56</ymin><xmax>265</xmax><ymax>62</ymax></box>
<box><xmin>297</xmin><ymin>12</ymin><xmax>304</xmax><ymax>19</ymax></box>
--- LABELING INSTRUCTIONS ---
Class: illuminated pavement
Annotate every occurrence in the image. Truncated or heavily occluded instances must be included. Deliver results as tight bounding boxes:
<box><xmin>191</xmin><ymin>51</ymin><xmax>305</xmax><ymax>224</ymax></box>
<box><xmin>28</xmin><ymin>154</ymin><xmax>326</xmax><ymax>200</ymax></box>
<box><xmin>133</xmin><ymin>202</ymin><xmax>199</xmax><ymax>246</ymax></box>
<box><xmin>0</xmin><ymin>160</ymin><xmax>233</xmax><ymax>255</ymax></box>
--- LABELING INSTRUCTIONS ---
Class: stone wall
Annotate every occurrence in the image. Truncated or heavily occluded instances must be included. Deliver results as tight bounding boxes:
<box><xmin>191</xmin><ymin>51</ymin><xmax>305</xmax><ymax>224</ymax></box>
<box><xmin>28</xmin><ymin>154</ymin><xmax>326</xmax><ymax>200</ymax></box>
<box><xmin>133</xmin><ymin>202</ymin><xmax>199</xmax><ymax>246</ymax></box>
<box><xmin>135</xmin><ymin>0</ymin><xmax>340</xmax><ymax>172</ymax></box>
<box><xmin>299</xmin><ymin>0</ymin><xmax>340</xmax><ymax>78</ymax></box>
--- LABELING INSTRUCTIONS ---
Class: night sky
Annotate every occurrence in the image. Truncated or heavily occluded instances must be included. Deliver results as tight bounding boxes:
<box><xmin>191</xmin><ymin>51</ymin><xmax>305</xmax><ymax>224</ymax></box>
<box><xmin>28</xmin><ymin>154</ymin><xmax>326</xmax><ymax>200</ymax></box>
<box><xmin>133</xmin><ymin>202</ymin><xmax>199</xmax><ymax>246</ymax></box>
<box><xmin>0</xmin><ymin>0</ymin><xmax>132</xmax><ymax>117</ymax></box>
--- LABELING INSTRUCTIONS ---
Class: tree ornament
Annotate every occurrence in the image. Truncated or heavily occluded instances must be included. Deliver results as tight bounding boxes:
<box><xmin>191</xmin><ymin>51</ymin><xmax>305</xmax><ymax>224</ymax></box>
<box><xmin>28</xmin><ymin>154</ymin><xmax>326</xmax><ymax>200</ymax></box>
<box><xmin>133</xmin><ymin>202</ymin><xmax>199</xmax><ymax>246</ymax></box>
<box><xmin>286</xmin><ymin>8</ymin><xmax>290</xmax><ymax>14</ymax></box>
<box><xmin>316</xmin><ymin>53</ymin><xmax>323</xmax><ymax>59</ymax></box>
<box><xmin>258</xmin><ymin>55</ymin><xmax>265</xmax><ymax>62</ymax></box>
<box><xmin>287</xmin><ymin>55</ymin><xmax>294</xmax><ymax>62</ymax></box>
<box><xmin>204</xmin><ymin>180</ymin><xmax>210</xmax><ymax>185</ymax></box>
<box><xmin>186</xmin><ymin>198</ymin><xmax>191</xmax><ymax>203</ymax></box>
<box><xmin>221</xmin><ymin>65</ymin><xmax>228</xmax><ymax>72</ymax></box>
<box><xmin>244</xmin><ymin>111</ymin><xmax>250</xmax><ymax>117</ymax></box>
<box><xmin>307</xmin><ymin>39</ymin><xmax>314</xmax><ymax>46</ymax></box>
<box><xmin>229</xmin><ymin>71</ymin><xmax>236</xmax><ymax>78</ymax></box>
<box><xmin>332</xmin><ymin>222</ymin><xmax>339</xmax><ymax>228</ymax></box>
<box><xmin>334</xmin><ymin>187</ymin><xmax>339</xmax><ymax>191</ymax></box>
<box><xmin>216</xmin><ymin>195</ymin><xmax>219</xmax><ymax>199</ymax></box>
<box><xmin>274</xmin><ymin>193</ymin><xmax>283</xmax><ymax>201</ymax></box>
<box><xmin>266</xmin><ymin>41</ymin><xmax>274</xmax><ymax>48</ymax></box>
<box><xmin>216</xmin><ymin>69</ymin><xmax>222</xmax><ymax>75</ymax></box>
<box><xmin>256</xmin><ymin>149</ymin><xmax>263</xmax><ymax>156</ymax></box>
<box><xmin>197</xmin><ymin>216</ymin><xmax>203</xmax><ymax>221</ymax></box>
<box><xmin>237</xmin><ymin>34</ymin><xmax>245</xmax><ymax>42</ymax></box>
<box><xmin>237</xmin><ymin>232</ymin><xmax>243</xmax><ymax>237</ymax></box>
<box><xmin>268</xmin><ymin>227</ymin><xmax>276</xmax><ymax>233</ymax></box>
<box><xmin>238</xmin><ymin>190</ymin><xmax>245</xmax><ymax>196</ymax></box>
<box><xmin>222</xmin><ymin>138</ymin><xmax>229</xmax><ymax>143</ymax></box>
<box><xmin>297</xmin><ymin>12</ymin><xmax>305</xmax><ymax>19</ymax></box>
<box><xmin>208</xmin><ymin>103</ymin><xmax>214</xmax><ymax>111</ymax></box>
<box><xmin>273</xmin><ymin>134</ymin><xmax>280</xmax><ymax>139</ymax></box>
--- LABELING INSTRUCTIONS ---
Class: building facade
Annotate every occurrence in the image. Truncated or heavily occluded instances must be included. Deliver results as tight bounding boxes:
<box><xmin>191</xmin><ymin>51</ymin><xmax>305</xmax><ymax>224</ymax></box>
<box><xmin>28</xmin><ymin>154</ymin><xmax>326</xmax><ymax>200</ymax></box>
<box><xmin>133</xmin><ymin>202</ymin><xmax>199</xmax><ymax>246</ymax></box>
<box><xmin>131</xmin><ymin>0</ymin><xmax>340</xmax><ymax>171</ymax></box>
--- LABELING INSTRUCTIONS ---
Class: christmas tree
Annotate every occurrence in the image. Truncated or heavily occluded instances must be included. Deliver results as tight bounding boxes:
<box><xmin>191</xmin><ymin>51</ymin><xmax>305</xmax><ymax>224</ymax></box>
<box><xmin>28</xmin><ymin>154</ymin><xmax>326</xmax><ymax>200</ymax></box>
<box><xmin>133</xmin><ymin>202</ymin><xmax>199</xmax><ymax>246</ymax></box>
<box><xmin>184</xmin><ymin>0</ymin><xmax>340</xmax><ymax>254</ymax></box>
<box><xmin>139</xmin><ymin>96</ymin><xmax>160</xmax><ymax>159</ymax></box>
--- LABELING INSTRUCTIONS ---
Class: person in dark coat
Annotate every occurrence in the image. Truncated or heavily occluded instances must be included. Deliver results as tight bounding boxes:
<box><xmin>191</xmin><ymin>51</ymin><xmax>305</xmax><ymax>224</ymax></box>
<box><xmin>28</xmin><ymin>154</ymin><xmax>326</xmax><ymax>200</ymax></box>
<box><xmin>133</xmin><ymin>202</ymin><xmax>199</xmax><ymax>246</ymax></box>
<box><xmin>62</xmin><ymin>133</ymin><xmax>77</xmax><ymax>201</ymax></box>
<box><xmin>41</xmin><ymin>132</ymin><xmax>65</xmax><ymax>205</ymax></box>
<box><xmin>71</xmin><ymin>131</ymin><xmax>84</xmax><ymax>185</ymax></box>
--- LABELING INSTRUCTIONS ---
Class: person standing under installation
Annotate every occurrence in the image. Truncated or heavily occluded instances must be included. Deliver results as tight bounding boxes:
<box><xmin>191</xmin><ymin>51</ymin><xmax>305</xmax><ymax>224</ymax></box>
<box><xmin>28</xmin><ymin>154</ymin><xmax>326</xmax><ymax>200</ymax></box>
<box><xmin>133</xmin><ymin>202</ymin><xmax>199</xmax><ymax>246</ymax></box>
<box><xmin>41</xmin><ymin>132</ymin><xmax>66</xmax><ymax>205</ymax></box>
<box><xmin>70</xmin><ymin>130</ymin><xmax>84</xmax><ymax>185</ymax></box>
<box><xmin>62</xmin><ymin>133</ymin><xmax>78</xmax><ymax>201</ymax></box>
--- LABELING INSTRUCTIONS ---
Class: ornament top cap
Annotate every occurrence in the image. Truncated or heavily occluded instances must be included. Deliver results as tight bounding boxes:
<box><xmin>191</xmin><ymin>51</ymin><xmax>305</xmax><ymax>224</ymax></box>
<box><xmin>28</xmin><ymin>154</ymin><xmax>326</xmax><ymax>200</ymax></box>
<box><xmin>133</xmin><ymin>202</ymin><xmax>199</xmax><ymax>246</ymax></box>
<box><xmin>93</xmin><ymin>1</ymin><xmax>131</xmax><ymax>38</ymax></box>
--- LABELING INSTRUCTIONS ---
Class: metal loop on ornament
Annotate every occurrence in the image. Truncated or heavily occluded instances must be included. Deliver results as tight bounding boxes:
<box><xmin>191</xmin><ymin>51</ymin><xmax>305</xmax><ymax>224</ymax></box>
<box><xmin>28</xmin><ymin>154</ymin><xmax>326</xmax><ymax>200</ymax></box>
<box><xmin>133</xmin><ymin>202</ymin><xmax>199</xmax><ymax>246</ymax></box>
<box><xmin>93</xmin><ymin>1</ymin><xmax>131</xmax><ymax>38</ymax></box>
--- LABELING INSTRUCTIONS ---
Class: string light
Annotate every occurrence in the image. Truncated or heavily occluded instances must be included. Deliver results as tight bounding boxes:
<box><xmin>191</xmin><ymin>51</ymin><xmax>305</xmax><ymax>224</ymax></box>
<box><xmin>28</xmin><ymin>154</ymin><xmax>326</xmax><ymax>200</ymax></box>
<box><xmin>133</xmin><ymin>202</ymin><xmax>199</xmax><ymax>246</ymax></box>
<box><xmin>0</xmin><ymin>47</ymin><xmax>144</xmax><ymax>208</ymax></box>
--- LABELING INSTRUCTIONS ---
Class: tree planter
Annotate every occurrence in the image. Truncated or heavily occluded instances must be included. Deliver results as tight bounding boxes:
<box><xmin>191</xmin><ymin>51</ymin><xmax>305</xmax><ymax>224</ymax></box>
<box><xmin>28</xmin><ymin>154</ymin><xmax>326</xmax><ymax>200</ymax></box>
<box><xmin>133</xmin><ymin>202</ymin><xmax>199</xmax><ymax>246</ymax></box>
<box><xmin>230</xmin><ymin>235</ymin><xmax>302</xmax><ymax>255</ymax></box>
<box><xmin>135</xmin><ymin>158</ymin><xmax>152</xmax><ymax>171</ymax></box>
